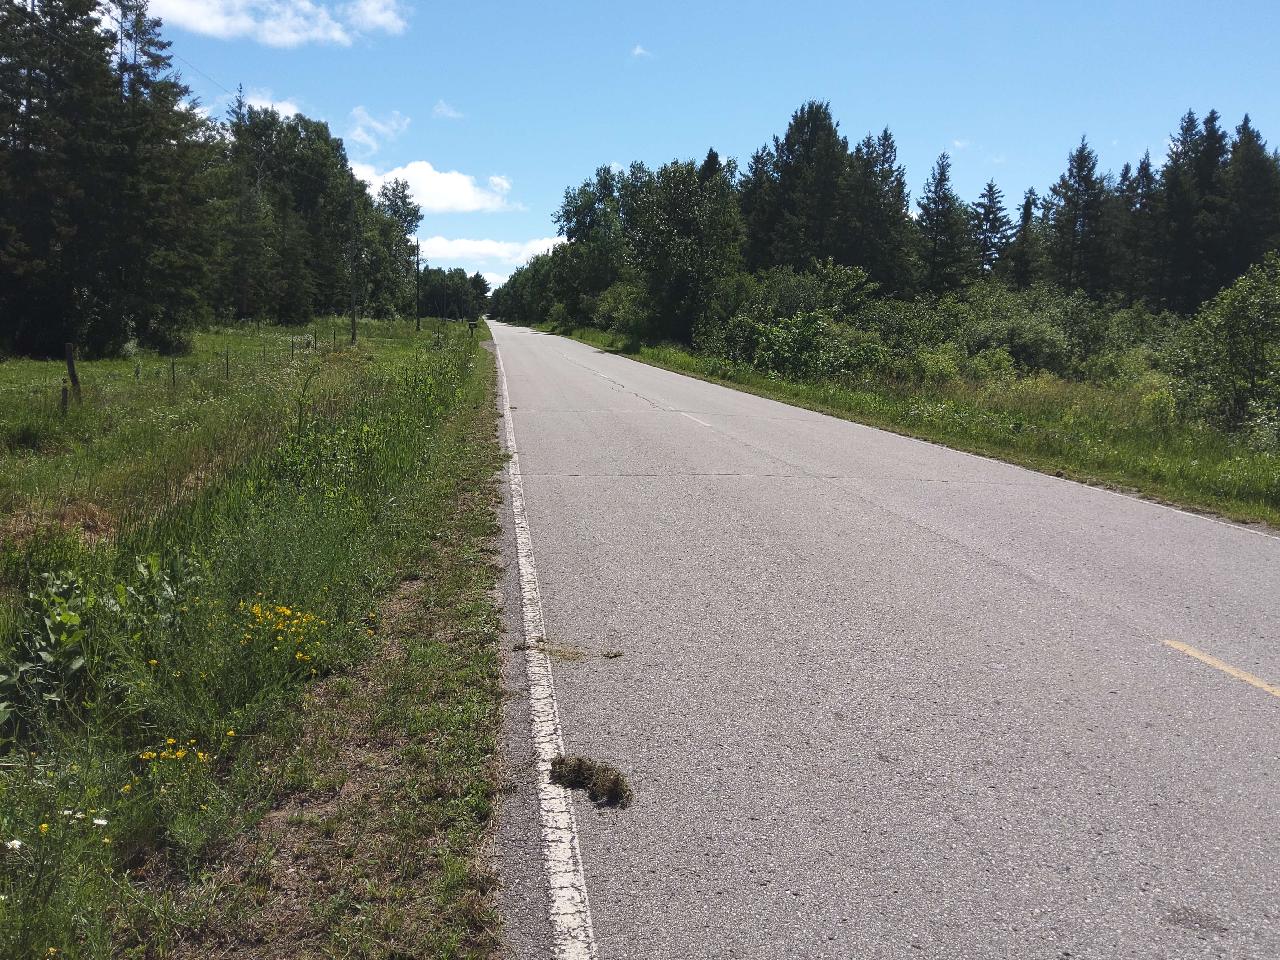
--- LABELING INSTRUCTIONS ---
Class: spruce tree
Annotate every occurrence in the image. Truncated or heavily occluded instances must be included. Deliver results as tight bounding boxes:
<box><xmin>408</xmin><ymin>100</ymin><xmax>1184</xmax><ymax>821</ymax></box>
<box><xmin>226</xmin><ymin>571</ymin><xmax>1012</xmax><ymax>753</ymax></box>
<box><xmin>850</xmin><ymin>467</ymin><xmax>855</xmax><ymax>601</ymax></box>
<box><xmin>1045</xmin><ymin>138</ymin><xmax>1110</xmax><ymax>296</ymax></box>
<box><xmin>916</xmin><ymin>152</ymin><xmax>976</xmax><ymax>294</ymax></box>
<box><xmin>972</xmin><ymin>180</ymin><xmax>1012</xmax><ymax>274</ymax></box>
<box><xmin>768</xmin><ymin>101</ymin><xmax>848</xmax><ymax>268</ymax></box>
<box><xmin>1224</xmin><ymin>115</ymin><xmax>1280</xmax><ymax>281</ymax></box>
<box><xmin>739</xmin><ymin>146</ymin><xmax>779</xmax><ymax>271</ymax></box>
<box><xmin>842</xmin><ymin>128</ymin><xmax>916</xmax><ymax>294</ymax></box>
<box><xmin>1160</xmin><ymin>111</ymin><xmax>1205</xmax><ymax>312</ymax></box>
<box><xmin>1000</xmin><ymin>188</ymin><xmax>1044</xmax><ymax>289</ymax></box>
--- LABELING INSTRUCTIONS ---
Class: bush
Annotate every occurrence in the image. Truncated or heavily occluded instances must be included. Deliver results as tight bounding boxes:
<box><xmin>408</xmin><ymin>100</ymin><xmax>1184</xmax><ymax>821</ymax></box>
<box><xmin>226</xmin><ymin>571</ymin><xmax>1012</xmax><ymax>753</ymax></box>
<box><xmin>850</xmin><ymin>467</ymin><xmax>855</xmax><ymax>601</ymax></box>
<box><xmin>964</xmin><ymin>346</ymin><xmax>1016</xmax><ymax>383</ymax></box>
<box><xmin>963</xmin><ymin>306</ymin><xmax>1069</xmax><ymax>374</ymax></box>
<box><xmin>915</xmin><ymin>343</ymin><xmax>964</xmax><ymax>384</ymax></box>
<box><xmin>1172</xmin><ymin>253</ymin><xmax>1280</xmax><ymax>426</ymax></box>
<box><xmin>854</xmin><ymin>298</ymin><xmax>954</xmax><ymax>353</ymax></box>
<box><xmin>1139</xmin><ymin>382</ymin><xmax>1178</xmax><ymax>428</ymax></box>
<box><xmin>1078</xmin><ymin>346</ymin><xmax>1154</xmax><ymax>386</ymax></box>
<box><xmin>546</xmin><ymin>301</ymin><xmax>573</xmax><ymax>332</ymax></box>
<box><xmin>594</xmin><ymin>281</ymin><xmax>653</xmax><ymax>346</ymax></box>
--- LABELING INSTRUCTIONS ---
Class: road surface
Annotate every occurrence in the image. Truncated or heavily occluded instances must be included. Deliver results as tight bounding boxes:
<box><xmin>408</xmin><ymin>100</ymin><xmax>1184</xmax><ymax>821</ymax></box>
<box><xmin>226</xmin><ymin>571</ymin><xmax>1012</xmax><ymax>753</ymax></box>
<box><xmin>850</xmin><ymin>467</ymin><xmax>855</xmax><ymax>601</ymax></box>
<box><xmin>489</xmin><ymin>322</ymin><xmax>1279</xmax><ymax>960</ymax></box>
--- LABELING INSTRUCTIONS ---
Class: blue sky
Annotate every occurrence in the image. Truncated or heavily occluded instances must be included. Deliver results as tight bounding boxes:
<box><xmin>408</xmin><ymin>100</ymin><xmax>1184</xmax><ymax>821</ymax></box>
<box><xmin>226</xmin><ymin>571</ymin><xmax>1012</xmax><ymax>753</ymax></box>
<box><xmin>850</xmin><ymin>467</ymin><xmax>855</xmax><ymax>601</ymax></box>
<box><xmin>156</xmin><ymin>0</ymin><xmax>1280</xmax><ymax>286</ymax></box>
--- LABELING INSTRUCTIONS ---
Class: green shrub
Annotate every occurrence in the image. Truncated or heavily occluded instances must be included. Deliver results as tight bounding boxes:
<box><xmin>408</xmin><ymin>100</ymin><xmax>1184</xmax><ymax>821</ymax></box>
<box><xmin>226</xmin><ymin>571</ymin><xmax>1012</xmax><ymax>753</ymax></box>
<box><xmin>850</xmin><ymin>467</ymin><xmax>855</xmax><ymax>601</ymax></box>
<box><xmin>1172</xmin><ymin>253</ymin><xmax>1280</xmax><ymax>425</ymax></box>
<box><xmin>1138</xmin><ymin>381</ymin><xmax>1178</xmax><ymax>428</ymax></box>
<box><xmin>914</xmin><ymin>343</ymin><xmax>964</xmax><ymax>385</ymax></box>
<box><xmin>964</xmin><ymin>346</ymin><xmax>1016</xmax><ymax>383</ymax></box>
<box><xmin>595</xmin><ymin>281</ymin><xmax>653</xmax><ymax>346</ymax></box>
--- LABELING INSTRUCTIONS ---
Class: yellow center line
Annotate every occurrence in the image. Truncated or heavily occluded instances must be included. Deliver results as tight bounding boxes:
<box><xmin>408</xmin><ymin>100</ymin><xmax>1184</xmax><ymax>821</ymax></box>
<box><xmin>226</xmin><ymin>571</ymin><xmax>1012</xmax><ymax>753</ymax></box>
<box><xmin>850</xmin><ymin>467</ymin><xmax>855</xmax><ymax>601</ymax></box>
<box><xmin>1163</xmin><ymin>639</ymin><xmax>1280</xmax><ymax>699</ymax></box>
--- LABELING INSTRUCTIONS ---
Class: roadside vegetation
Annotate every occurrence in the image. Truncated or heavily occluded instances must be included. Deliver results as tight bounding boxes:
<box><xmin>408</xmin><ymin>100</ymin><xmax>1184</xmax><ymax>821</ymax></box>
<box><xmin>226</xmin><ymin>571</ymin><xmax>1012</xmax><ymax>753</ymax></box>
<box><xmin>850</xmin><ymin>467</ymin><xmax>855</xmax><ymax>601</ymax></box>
<box><xmin>0</xmin><ymin>320</ymin><xmax>503</xmax><ymax>957</ymax></box>
<box><xmin>491</xmin><ymin>102</ymin><xmax>1280</xmax><ymax>524</ymax></box>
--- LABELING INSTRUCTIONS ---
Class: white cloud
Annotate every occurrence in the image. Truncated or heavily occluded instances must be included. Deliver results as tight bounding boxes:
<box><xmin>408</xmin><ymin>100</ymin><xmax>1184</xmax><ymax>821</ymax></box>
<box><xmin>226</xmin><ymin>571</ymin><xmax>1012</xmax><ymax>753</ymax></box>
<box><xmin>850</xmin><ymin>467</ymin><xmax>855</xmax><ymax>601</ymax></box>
<box><xmin>247</xmin><ymin>89</ymin><xmax>300</xmax><ymax>117</ymax></box>
<box><xmin>151</xmin><ymin>0</ymin><xmax>406</xmax><ymax>47</ymax></box>
<box><xmin>432</xmin><ymin>99</ymin><xmax>464</xmax><ymax>120</ymax></box>
<box><xmin>481</xmin><ymin>271</ymin><xmax>509</xmax><ymax>289</ymax></box>
<box><xmin>347</xmin><ymin>105</ymin><xmax>409</xmax><ymax>153</ymax></box>
<box><xmin>417</xmin><ymin>236</ymin><xmax>564</xmax><ymax>265</ymax></box>
<box><xmin>631</xmin><ymin>43</ymin><xmax>651</xmax><ymax>57</ymax></box>
<box><xmin>343</xmin><ymin>0</ymin><xmax>405</xmax><ymax>32</ymax></box>
<box><xmin>353</xmin><ymin>161</ymin><xmax>521</xmax><ymax>214</ymax></box>
<box><xmin>952</xmin><ymin>138</ymin><xmax>972</xmax><ymax>150</ymax></box>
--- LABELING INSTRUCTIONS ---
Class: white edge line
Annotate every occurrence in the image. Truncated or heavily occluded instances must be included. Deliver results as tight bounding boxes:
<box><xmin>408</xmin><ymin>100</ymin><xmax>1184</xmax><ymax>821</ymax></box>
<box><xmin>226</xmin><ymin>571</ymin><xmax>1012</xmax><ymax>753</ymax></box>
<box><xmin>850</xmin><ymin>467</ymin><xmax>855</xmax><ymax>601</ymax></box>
<box><xmin>494</xmin><ymin>332</ymin><xmax>599</xmax><ymax>960</ymax></box>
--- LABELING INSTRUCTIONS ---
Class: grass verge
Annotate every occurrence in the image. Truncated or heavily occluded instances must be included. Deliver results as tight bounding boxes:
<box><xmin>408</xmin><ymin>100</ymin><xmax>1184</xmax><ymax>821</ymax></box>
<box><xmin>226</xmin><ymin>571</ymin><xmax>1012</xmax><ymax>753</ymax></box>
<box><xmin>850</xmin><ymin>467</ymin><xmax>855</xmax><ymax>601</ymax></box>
<box><xmin>0</xmin><ymin>320</ymin><xmax>504</xmax><ymax>958</ymax></box>
<box><xmin>544</xmin><ymin>324</ymin><xmax>1280</xmax><ymax>529</ymax></box>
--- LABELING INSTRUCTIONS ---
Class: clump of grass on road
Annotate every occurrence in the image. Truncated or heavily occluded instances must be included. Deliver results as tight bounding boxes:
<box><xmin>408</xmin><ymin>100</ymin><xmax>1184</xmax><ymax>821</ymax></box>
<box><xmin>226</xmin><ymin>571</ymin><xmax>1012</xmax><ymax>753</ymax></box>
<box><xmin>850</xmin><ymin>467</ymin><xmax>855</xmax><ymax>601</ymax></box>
<box><xmin>548</xmin><ymin>324</ymin><xmax>1280</xmax><ymax>528</ymax></box>
<box><xmin>0</xmin><ymin>320</ymin><xmax>503</xmax><ymax>958</ymax></box>
<box><xmin>552</xmin><ymin>755</ymin><xmax>634</xmax><ymax>809</ymax></box>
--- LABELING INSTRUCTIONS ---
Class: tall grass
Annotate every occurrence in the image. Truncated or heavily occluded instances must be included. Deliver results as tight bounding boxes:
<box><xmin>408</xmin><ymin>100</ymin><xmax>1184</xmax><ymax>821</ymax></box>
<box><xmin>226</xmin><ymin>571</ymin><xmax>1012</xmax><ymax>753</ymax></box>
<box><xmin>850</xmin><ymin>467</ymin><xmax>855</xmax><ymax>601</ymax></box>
<box><xmin>0</xmin><ymin>319</ymin><xmax>485</xmax><ymax>956</ymax></box>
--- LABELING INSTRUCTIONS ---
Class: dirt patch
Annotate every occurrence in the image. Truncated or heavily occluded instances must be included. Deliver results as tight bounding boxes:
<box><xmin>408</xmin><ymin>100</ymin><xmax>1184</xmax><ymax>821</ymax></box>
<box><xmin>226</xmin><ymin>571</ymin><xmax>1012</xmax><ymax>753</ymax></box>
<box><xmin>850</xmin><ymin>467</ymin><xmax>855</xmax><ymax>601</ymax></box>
<box><xmin>1</xmin><ymin>502</ymin><xmax>116</xmax><ymax>547</ymax></box>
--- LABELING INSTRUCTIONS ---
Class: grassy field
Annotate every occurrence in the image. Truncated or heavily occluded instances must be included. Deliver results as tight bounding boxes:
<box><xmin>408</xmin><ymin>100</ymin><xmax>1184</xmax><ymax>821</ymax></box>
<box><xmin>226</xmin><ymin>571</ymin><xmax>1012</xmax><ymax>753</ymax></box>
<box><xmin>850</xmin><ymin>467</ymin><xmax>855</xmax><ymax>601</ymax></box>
<box><xmin>548</xmin><ymin>324</ymin><xmax>1280</xmax><ymax>528</ymax></box>
<box><xmin>0</xmin><ymin>319</ymin><xmax>504</xmax><ymax>957</ymax></box>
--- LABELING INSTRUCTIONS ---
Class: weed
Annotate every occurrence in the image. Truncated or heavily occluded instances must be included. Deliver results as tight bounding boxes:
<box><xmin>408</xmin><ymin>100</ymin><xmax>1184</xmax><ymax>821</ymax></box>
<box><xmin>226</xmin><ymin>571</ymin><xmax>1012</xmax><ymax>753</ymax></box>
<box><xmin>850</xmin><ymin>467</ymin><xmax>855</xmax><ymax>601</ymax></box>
<box><xmin>0</xmin><ymin>319</ymin><xmax>504</xmax><ymax>957</ymax></box>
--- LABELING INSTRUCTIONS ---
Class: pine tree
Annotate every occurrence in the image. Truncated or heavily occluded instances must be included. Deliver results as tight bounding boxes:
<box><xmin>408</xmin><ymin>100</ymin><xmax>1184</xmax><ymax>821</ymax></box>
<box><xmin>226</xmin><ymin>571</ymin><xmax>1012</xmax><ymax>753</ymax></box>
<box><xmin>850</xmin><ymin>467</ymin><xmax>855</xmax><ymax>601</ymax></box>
<box><xmin>972</xmin><ymin>180</ymin><xmax>1012</xmax><ymax>274</ymax></box>
<box><xmin>768</xmin><ymin>101</ymin><xmax>848</xmax><ymax>268</ymax></box>
<box><xmin>1125</xmin><ymin>152</ymin><xmax>1163</xmax><ymax>303</ymax></box>
<box><xmin>1194</xmin><ymin>109</ymin><xmax>1235</xmax><ymax>296</ymax></box>
<box><xmin>739</xmin><ymin>146</ymin><xmax>779</xmax><ymax>272</ymax></box>
<box><xmin>1044</xmin><ymin>138</ymin><xmax>1110</xmax><ymax>295</ymax></box>
<box><xmin>841</xmin><ymin>128</ymin><xmax>916</xmax><ymax>294</ymax></box>
<box><xmin>916</xmin><ymin>153</ymin><xmax>976</xmax><ymax>294</ymax></box>
<box><xmin>1160</xmin><ymin>111</ymin><xmax>1205</xmax><ymax>312</ymax></box>
<box><xmin>1000</xmin><ymin>188</ymin><xmax>1044</xmax><ymax>289</ymax></box>
<box><xmin>1224</xmin><ymin>115</ymin><xmax>1280</xmax><ymax>281</ymax></box>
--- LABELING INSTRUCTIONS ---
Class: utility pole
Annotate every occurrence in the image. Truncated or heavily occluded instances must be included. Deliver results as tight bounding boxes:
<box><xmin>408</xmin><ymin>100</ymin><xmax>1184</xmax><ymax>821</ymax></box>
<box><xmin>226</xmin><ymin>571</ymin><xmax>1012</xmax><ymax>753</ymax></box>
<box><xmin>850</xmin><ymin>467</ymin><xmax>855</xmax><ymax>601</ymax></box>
<box><xmin>414</xmin><ymin>240</ymin><xmax>421</xmax><ymax>332</ymax></box>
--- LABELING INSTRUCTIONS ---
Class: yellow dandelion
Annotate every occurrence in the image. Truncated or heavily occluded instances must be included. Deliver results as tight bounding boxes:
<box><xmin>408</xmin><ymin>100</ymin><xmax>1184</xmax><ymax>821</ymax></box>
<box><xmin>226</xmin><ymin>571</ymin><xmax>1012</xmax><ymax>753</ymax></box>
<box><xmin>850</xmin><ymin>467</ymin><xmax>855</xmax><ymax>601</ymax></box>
<box><xmin>39</xmin><ymin>823</ymin><xmax>49</xmax><ymax>835</ymax></box>
<box><xmin>226</xmin><ymin>729</ymin><xmax>236</xmax><ymax>737</ymax></box>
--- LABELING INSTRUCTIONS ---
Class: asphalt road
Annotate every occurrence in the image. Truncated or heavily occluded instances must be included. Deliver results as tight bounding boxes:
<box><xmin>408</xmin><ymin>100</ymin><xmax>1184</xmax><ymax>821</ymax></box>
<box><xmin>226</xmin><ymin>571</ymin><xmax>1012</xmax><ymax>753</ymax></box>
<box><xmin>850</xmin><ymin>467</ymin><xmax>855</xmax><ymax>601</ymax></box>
<box><xmin>489</xmin><ymin>322</ymin><xmax>1280</xmax><ymax>960</ymax></box>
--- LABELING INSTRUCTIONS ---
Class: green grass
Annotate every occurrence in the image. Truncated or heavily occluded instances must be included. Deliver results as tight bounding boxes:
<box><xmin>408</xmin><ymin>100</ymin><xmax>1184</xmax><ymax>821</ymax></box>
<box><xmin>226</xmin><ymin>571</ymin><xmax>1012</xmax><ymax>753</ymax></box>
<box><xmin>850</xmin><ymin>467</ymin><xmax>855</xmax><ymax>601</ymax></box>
<box><xmin>0</xmin><ymin>318</ymin><xmax>503</xmax><ymax>957</ymax></box>
<box><xmin>547</xmin><ymin>324</ymin><xmax>1280</xmax><ymax>528</ymax></box>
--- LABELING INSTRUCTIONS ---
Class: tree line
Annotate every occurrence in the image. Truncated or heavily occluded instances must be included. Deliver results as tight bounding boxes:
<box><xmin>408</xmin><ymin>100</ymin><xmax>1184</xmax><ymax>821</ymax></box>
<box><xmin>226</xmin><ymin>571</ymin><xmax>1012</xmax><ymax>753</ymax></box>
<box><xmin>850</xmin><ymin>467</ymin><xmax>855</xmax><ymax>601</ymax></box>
<box><xmin>491</xmin><ymin>101</ymin><xmax>1280</xmax><ymax>430</ymax></box>
<box><xmin>0</xmin><ymin>0</ymin><xmax>487</xmax><ymax>358</ymax></box>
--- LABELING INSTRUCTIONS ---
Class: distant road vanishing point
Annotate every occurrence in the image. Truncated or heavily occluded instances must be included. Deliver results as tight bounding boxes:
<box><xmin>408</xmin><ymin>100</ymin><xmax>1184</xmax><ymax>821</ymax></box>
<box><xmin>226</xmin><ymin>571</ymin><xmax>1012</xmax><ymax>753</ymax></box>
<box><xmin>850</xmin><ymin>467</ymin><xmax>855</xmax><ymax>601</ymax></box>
<box><xmin>490</xmin><ymin>321</ymin><xmax>1279</xmax><ymax>960</ymax></box>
